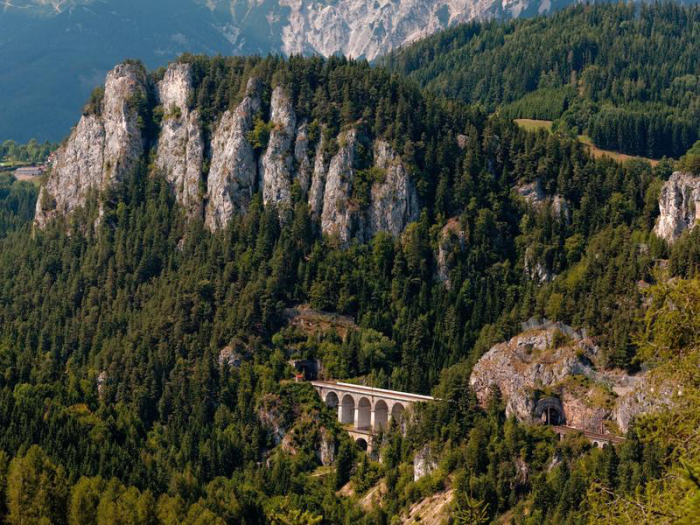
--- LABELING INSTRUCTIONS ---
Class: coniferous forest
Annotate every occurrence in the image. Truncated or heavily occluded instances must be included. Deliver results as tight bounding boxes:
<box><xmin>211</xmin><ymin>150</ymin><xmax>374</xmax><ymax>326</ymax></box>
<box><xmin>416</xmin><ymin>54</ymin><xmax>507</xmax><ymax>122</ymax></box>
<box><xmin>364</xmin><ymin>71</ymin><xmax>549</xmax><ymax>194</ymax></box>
<box><xmin>0</xmin><ymin>5</ymin><xmax>700</xmax><ymax>524</ymax></box>
<box><xmin>382</xmin><ymin>2</ymin><xmax>700</xmax><ymax>159</ymax></box>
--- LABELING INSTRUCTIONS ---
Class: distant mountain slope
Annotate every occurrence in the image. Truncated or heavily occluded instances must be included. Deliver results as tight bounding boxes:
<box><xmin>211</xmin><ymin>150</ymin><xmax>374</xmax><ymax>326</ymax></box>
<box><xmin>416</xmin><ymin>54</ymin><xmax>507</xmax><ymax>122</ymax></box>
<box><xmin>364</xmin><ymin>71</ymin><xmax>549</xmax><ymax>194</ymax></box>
<box><xmin>381</xmin><ymin>3</ymin><xmax>700</xmax><ymax>158</ymax></box>
<box><xmin>0</xmin><ymin>0</ymin><xmax>595</xmax><ymax>142</ymax></box>
<box><xmin>0</xmin><ymin>0</ymin><xmax>233</xmax><ymax>142</ymax></box>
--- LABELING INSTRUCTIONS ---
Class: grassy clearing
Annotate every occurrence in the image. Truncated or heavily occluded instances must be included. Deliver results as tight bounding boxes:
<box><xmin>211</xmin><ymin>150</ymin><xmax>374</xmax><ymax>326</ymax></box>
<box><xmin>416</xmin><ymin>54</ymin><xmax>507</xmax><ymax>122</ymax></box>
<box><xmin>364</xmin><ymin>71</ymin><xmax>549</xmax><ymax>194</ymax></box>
<box><xmin>514</xmin><ymin>119</ymin><xmax>553</xmax><ymax>132</ymax></box>
<box><xmin>514</xmin><ymin>119</ymin><xmax>660</xmax><ymax>166</ymax></box>
<box><xmin>577</xmin><ymin>135</ymin><xmax>660</xmax><ymax>166</ymax></box>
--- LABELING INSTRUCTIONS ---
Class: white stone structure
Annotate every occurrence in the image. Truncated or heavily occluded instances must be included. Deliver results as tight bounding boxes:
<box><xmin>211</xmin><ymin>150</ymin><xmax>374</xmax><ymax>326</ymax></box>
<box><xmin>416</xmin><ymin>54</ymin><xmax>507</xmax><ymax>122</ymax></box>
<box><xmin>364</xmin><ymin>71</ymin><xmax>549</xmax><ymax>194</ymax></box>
<box><xmin>311</xmin><ymin>380</ymin><xmax>434</xmax><ymax>451</ymax></box>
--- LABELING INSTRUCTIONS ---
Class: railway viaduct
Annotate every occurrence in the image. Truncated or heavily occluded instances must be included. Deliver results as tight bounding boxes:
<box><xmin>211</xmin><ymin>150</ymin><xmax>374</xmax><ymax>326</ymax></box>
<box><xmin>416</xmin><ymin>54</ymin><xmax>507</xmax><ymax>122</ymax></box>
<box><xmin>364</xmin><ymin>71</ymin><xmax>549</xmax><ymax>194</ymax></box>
<box><xmin>311</xmin><ymin>381</ymin><xmax>434</xmax><ymax>451</ymax></box>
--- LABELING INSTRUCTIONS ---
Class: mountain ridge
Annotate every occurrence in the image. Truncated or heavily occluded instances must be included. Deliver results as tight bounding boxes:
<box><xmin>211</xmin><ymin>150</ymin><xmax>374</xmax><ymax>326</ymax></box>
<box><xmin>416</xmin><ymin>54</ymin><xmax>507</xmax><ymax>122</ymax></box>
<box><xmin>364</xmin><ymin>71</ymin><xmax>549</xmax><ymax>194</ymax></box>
<box><xmin>2</xmin><ymin>0</ymin><xmax>594</xmax><ymax>142</ymax></box>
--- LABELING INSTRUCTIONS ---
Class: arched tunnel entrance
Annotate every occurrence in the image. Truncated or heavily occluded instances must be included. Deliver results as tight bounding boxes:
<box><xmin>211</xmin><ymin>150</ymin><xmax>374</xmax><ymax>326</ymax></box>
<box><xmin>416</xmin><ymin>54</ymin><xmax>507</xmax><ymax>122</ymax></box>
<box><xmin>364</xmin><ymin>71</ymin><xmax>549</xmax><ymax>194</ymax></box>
<box><xmin>534</xmin><ymin>397</ymin><xmax>565</xmax><ymax>426</ymax></box>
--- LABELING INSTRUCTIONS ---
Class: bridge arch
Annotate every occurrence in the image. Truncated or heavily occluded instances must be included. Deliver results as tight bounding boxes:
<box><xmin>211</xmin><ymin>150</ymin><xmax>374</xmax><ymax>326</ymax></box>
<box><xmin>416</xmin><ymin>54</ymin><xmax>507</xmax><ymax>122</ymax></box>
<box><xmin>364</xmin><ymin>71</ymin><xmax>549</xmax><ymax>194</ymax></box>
<box><xmin>355</xmin><ymin>437</ymin><xmax>368</xmax><ymax>451</ymax></box>
<box><xmin>325</xmin><ymin>391</ymin><xmax>339</xmax><ymax>410</ymax></box>
<box><xmin>341</xmin><ymin>394</ymin><xmax>355</xmax><ymax>424</ymax></box>
<box><xmin>374</xmin><ymin>400</ymin><xmax>388</xmax><ymax>430</ymax></box>
<box><xmin>357</xmin><ymin>397</ymin><xmax>372</xmax><ymax>430</ymax></box>
<box><xmin>391</xmin><ymin>402</ymin><xmax>405</xmax><ymax>423</ymax></box>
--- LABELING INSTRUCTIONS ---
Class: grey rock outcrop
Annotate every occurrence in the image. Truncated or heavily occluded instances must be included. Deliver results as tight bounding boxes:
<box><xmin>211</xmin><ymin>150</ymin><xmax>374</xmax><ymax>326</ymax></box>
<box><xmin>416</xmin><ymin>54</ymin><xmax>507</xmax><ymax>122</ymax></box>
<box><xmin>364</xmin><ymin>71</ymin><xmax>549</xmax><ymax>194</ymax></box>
<box><xmin>321</xmin><ymin>130</ymin><xmax>359</xmax><ymax>243</ymax></box>
<box><xmin>413</xmin><ymin>444</ymin><xmax>438</xmax><ymax>481</ymax></box>
<box><xmin>316</xmin><ymin>133</ymin><xmax>419</xmax><ymax>243</ymax></box>
<box><xmin>205</xmin><ymin>78</ymin><xmax>261</xmax><ymax>230</ymax></box>
<box><xmin>654</xmin><ymin>172</ymin><xmax>700</xmax><ymax>243</ymax></box>
<box><xmin>317</xmin><ymin>428</ymin><xmax>336</xmax><ymax>467</ymax></box>
<box><xmin>524</xmin><ymin>246</ymin><xmax>555</xmax><ymax>283</ymax></box>
<box><xmin>35</xmin><ymin>63</ymin><xmax>147</xmax><ymax>228</ymax></box>
<box><xmin>612</xmin><ymin>379</ymin><xmax>676</xmax><ymax>434</ymax></box>
<box><xmin>515</xmin><ymin>179</ymin><xmax>546</xmax><ymax>207</ymax></box>
<box><xmin>260</xmin><ymin>86</ymin><xmax>297</xmax><ymax>212</ymax></box>
<box><xmin>294</xmin><ymin>121</ymin><xmax>312</xmax><ymax>194</ymax></box>
<box><xmin>470</xmin><ymin>320</ymin><xmax>667</xmax><ymax>435</ymax></box>
<box><xmin>155</xmin><ymin>63</ymin><xmax>205</xmax><ymax>217</ymax></box>
<box><xmin>368</xmin><ymin>139</ymin><xmax>419</xmax><ymax>238</ymax></box>
<box><xmin>552</xmin><ymin>195</ymin><xmax>570</xmax><ymax>221</ymax></box>
<box><xmin>308</xmin><ymin>135</ymin><xmax>327</xmax><ymax>219</ymax></box>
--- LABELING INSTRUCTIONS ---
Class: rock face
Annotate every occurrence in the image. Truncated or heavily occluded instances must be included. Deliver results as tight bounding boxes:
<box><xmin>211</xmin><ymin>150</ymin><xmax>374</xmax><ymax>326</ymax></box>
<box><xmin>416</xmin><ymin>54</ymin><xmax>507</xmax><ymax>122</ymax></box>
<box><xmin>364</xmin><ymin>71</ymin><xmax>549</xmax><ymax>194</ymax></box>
<box><xmin>515</xmin><ymin>179</ymin><xmax>546</xmax><ymax>206</ymax></box>
<box><xmin>413</xmin><ymin>444</ymin><xmax>438</xmax><ymax>481</ymax></box>
<box><xmin>308</xmin><ymin>136</ymin><xmax>328</xmax><ymax>220</ymax></box>
<box><xmin>524</xmin><ymin>247</ymin><xmax>555</xmax><ymax>283</ymax></box>
<box><xmin>294</xmin><ymin>121</ymin><xmax>312</xmax><ymax>194</ymax></box>
<box><xmin>369</xmin><ymin>140</ymin><xmax>419</xmax><ymax>238</ymax></box>
<box><xmin>36</xmin><ymin>71</ymin><xmax>420</xmax><ymax>242</ymax></box>
<box><xmin>273</xmin><ymin>0</ymin><xmax>554</xmax><ymax>61</ymax></box>
<box><xmin>654</xmin><ymin>172</ymin><xmax>700</xmax><ymax>243</ymax></box>
<box><xmin>155</xmin><ymin>63</ymin><xmax>205</xmax><ymax>217</ymax></box>
<box><xmin>317</xmin><ymin>134</ymin><xmax>419</xmax><ymax>244</ymax></box>
<box><xmin>35</xmin><ymin>63</ymin><xmax>147</xmax><ymax>228</ymax></box>
<box><xmin>260</xmin><ymin>86</ymin><xmax>297</xmax><ymax>212</ymax></box>
<box><xmin>470</xmin><ymin>319</ymin><xmax>669</xmax><ymax>435</ymax></box>
<box><xmin>320</xmin><ymin>130</ymin><xmax>359</xmax><ymax>243</ymax></box>
<box><xmin>317</xmin><ymin>428</ymin><xmax>336</xmax><ymax>467</ymax></box>
<box><xmin>205</xmin><ymin>78</ymin><xmax>261</xmax><ymax>230</ymax></box>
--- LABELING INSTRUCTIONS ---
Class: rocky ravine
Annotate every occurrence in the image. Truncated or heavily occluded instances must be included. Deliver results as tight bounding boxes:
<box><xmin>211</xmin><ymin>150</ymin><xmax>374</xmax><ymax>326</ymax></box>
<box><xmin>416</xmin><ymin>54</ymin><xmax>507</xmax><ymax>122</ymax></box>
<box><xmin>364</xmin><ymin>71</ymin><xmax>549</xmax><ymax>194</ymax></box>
<box><xmin>654</xmin><ymin>171</ymin><xmax>700</xmax><ymax>243</ymax></box>
<box><xmin>470</xmin><ymin>320</ymin><xmax>676</xmax><ymax>435</ymax></box>
<box><xmin>36</xmin><ymin>62</ymin><xmax>420</xmax><ymax>243</ymax></box>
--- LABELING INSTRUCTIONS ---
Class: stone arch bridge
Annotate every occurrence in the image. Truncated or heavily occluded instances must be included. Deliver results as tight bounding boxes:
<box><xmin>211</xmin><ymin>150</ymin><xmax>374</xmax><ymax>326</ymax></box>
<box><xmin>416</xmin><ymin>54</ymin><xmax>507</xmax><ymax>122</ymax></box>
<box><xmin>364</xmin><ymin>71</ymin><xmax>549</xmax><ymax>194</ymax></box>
<box><xmin>311</xmin><ymin>381</ymin><xmax>434</xmax><ymax>450</ymax></box>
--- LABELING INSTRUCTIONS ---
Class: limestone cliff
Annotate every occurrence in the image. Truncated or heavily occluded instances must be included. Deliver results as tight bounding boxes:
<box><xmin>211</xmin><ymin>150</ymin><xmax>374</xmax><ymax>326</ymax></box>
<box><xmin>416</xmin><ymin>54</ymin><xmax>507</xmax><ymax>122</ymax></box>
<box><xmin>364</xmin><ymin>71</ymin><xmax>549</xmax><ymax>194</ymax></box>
<box><xmin>36</xmin><ymin>71</ymin><xmax>420</xmax><ymax>243</ymax></box>
<box><xmin>315</xmin><ymin>133</ymin><xmax>419</xmax><ymax>244</ymax></box>
<box><xmin>204</xmin><ymin>78</ymin><xmax>261</xmax><ymax>231</ymax></box>
<box><xmin>369</xmin><ymin>139</ymin><xmax>419</xmax><ymax>238</ymax></box>
<box><xmin>470</xmin><ymin>320</ymin><xmax>671</xmax><ymax>435</ymax></box>
<box><xmin>35</xmin><ymin>63</ymin><xmax>147</xmax><ymax>228</ymax></box>
<box><xmin>308</xmin><ymin>135</ymin><xmax>327</xmax><ymax>220</ymax></box>
<box><xmin>321</xmin><ymin>130</ymin><xmax>359</xmax><ymax>243</ymax></box>
<box><xmin>260</xmin><ymin>86</ymin><xmax>297</xmax><ymax>212</ymax></box>
<box><xmin>654</xmin><ymin>172</ymin><xmax>700</xmax><ymax>243</ymax></box>
<box><xmin>155</xmin><ymin>63</ymin><xmax>205</xmax><ymax>217</ymax></box>
<box><xmin>294</xmin><ymin>121</ymin><xmax>312</xmax><ymax>195</ymax></box>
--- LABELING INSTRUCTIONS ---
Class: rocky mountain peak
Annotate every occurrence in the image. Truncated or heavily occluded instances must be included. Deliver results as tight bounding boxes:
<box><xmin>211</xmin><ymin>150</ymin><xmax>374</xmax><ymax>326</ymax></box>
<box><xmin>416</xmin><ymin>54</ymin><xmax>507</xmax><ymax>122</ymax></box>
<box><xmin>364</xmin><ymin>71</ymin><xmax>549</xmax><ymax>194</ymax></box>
<box><xmin>35</xmin><ymin>62</ymin><xmax>147</xmax><ymax>228</ymax></box>
<box><xmin>156</xmin><ymin>62</ymin><xmax>205</xmax><ymax>217</ymax></box>
<box><xmin>204</xmin><ymin>79</ymin><xmax>262</xmax><ymax>231</ymax></box>
<box><xmin>261</xmin><ymin>86</ymin><xmax>297</xmax><ymax>212</ymax></box>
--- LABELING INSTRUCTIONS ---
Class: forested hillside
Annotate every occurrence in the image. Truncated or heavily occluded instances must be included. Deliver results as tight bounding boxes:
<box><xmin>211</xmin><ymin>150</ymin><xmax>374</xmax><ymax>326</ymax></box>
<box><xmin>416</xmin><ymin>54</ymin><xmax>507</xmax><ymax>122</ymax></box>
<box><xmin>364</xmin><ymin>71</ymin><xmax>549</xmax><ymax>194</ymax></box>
<box><xmin>382</xmin><ymin>3</ymin><xmax>700</xmax><ymax>159</ymax></box>
<box><xmin>0</xmin><ymin>54</ymin><xmax>698</xmax><ymax>523</ymax></box>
